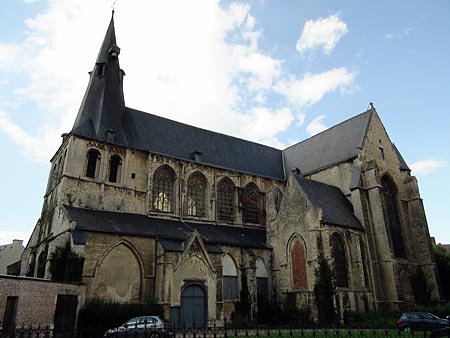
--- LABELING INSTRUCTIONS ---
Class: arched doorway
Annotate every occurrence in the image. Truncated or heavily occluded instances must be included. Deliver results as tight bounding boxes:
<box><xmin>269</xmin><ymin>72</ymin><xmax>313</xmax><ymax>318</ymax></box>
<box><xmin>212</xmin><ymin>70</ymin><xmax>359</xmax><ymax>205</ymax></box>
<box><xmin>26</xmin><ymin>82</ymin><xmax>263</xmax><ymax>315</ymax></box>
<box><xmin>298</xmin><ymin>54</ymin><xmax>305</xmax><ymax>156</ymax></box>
<box><xmin>181</xmin><ymin>284</ymin><xmax>206</xmax><ymax>328</ymax></box>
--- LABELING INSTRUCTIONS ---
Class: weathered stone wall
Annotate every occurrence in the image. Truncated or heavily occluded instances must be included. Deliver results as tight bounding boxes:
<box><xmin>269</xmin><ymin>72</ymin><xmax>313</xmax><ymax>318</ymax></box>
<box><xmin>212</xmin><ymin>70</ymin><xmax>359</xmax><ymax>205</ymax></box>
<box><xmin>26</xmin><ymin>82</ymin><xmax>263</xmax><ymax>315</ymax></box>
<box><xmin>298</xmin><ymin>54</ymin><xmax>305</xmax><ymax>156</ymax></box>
<box><xmin>269</xmin><ymin>174</ymin><xmax>372</xmax><ymax>316</ymax></box>
<box><xmin>81</xmin><ymin>232</ymin><xmax>156</xmax><ymax>303</ymax></box>
<box><xmin>0</xmin><ymin>275</ymin><xmax>85</xmax><ymax>326</ymax></box>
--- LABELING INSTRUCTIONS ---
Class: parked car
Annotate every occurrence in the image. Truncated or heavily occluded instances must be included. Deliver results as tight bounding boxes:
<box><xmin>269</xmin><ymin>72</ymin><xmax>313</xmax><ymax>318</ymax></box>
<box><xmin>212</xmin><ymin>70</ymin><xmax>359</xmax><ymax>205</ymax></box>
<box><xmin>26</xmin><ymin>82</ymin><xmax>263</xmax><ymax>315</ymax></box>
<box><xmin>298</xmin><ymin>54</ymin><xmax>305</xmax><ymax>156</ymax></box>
<box><xmin>397</xmin><ymin>312</ymin><xmax>450</xmax><ymax>331</ymax></box>
<box><xmin>104</xmin><ymin>316</ymin><xmax>173</xmax><ymax>338</ymax></box>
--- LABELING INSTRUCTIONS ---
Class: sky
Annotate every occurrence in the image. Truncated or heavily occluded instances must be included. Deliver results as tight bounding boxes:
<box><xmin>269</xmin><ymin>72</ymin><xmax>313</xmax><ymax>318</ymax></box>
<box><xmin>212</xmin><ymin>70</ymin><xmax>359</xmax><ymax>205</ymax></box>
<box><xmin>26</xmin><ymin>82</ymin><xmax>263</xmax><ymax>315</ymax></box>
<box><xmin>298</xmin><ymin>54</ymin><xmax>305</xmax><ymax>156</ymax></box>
<box><xmin>0</xmin><ymin>0</ymin><xmax>449</xmax><ymax>246</ymax></box>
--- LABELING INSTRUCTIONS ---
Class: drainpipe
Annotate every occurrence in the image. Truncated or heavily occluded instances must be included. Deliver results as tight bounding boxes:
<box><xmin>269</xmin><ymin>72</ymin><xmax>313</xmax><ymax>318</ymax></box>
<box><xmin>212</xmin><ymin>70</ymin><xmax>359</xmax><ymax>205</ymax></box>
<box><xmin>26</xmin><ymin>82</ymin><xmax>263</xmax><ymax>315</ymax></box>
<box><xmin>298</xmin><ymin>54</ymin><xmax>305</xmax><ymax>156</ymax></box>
<box><xmin>179</xmin><ymin>160</ymin><xmax>185</xmax><ymax>221</ymax></box>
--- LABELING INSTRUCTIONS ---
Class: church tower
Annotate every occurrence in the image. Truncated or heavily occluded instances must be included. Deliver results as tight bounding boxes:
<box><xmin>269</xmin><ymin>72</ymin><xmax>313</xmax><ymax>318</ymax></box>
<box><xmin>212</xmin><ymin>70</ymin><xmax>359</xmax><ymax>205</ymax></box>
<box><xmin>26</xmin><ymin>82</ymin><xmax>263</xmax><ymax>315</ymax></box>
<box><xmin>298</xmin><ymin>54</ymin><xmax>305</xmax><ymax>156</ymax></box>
<box><xmin>72</xmin><ymin>12</ymin><xmax>127</xmax><ymax>145</ymax></box>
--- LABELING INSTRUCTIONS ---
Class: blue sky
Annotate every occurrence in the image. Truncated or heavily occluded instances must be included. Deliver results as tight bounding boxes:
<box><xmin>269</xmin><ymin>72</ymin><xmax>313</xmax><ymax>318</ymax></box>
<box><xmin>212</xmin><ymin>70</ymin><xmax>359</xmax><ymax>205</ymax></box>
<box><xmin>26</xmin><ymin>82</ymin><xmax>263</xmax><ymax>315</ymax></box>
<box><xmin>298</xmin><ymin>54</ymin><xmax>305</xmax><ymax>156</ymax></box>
<box><xmin>0</xmin><ymin>0</ymin><xmax>449</xmax><ymax>245</ymax></box>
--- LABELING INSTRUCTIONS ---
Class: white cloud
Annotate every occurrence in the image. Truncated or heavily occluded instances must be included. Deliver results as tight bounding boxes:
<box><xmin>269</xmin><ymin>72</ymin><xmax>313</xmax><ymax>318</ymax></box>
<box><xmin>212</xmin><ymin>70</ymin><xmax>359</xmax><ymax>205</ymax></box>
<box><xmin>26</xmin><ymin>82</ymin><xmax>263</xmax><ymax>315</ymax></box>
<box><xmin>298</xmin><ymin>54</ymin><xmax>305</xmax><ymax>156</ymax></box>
<box><xmin>296</xmin><ymin>14</ymin><xmax>348</xmax><ymax>54</ymax></box>
<box><xmin>410</xmin><ymin>159</ymin><xmax>447</xmax><ymax>175</ymax></box>
<box><xmin>239</xmin><ymin>107</ymin><xmax>293</xmax><ymax>148</ymax></box>
<box><xmin>275</xmin><ymin>67</ymin><xmax>355</xmax><ymax>107</ymax></box>
<box><xmin>0</xmin><ymin>0</ymin><xmax>294</xmax><ymax>160</ymax></box>
<box><xmin>306</xmin><ymin>115</ymin><xmax>327</xmax><ymax>136</ymax></box>
<box><xmin>0</xmin><ymin>1</ymin><xmax>361</xmax><ymax>161</ymax></box>
<box><xmin>0</xmin><ymin>231</ymin><xmax>31</xmax><ymax>246</ymax></box>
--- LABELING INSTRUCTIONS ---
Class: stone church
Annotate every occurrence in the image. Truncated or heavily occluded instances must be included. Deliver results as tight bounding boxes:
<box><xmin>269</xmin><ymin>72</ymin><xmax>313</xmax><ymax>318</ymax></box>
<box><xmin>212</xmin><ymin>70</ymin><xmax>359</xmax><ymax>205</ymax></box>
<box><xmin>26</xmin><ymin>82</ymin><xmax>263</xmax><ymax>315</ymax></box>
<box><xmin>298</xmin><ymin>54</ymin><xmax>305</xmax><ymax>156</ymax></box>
<box><xmin>21</xmin><ymin>14</ymin><xmax>441</xmax><ymax>326</ymax></box>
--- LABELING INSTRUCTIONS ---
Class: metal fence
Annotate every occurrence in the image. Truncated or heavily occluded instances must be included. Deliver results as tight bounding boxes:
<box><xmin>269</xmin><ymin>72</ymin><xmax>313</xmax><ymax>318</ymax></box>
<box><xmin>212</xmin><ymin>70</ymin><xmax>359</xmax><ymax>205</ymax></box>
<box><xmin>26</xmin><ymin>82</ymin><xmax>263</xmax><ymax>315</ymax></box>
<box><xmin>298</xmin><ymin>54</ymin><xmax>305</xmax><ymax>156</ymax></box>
<box><xmin>0</xmin><ymin>325</ymin><xmax>449</xmax><ymax>338</ymax></box>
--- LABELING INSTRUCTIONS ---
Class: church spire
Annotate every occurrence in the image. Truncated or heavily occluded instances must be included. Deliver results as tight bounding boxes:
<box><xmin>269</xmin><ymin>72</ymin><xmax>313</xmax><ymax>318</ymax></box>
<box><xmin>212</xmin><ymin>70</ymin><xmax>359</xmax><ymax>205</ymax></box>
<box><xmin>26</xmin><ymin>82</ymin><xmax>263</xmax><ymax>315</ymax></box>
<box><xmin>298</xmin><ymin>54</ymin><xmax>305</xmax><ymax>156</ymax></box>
<box><xmin>72</xmin><ymin>12</ymin><xmax>126</xmax><ymax>145</ymax></box>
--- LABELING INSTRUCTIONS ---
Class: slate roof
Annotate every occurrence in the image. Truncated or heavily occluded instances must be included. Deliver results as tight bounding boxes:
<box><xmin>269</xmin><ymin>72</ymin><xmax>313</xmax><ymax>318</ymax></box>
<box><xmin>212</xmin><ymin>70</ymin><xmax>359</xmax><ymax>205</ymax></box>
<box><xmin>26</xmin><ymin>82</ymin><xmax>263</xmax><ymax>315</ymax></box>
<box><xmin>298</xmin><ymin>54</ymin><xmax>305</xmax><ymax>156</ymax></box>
<box><xmin>393</xmin><ymin>144</ymin><xmax>410</xmax><ymax>171</ymax></box>
<box><xmin>283</xmin><ymin>110</ymin><xmax>372</xmax><ymax>176</ymax></box>
<box><xmin>294</xmin><ymin>176</ymin><xmax>363</xmax><ymax>230</ymax></box>
<box><xmin>63</xmin><ymin>205</ymin><xmax>270</xmax><ymax>250</ymax></box>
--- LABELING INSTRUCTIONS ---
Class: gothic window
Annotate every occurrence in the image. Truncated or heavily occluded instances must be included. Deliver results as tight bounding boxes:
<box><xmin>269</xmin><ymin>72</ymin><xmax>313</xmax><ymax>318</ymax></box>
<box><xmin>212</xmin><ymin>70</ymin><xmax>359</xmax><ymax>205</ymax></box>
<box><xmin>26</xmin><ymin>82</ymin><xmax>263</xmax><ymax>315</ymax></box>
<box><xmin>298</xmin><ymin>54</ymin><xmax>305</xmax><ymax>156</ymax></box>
<box><xmin>241</xmin><ymin>182</ymin><xmax>265</xmax><ymax>225</ymax></box>
<box><xmin>223</xmin><ymin>254</ymin><xmax>238</xmax><ymax>299</ymax></box>
<box><xmin>256</xmin><ymin>257</ymin><xmax>269</xmax><ymax>302</ymax></box>
<box><xmin>217</xmin><ymin>177</ymin><xmax>235</xmax><ymax>222</ymax></box>
<box><xmin>152</xmin><ymin>165</ymin><xmax>176</xmax><ymax>213</ymax></box>
<box><xmin>291</xmin><ymin>238</ymin><xmax>307</xmax><ymax>289</ymax></box>
<box><xmin>86</xmin><ymin>149</ymin><xmax>101</xmax><ymax>178</ymax></box>
<box><xmin>108</xmin><ymin>154</ymin><xmax>122</xmax><ymax>183</ymax></box>
<box><xmin>331</xmin><ymin>233</ymin><xmax>348</xmax><ymax>288</ymax></box>
<box><xmin>36</xmin><ymin>246</ymin><xmax>48</xmax><ymax>278</ymax></box>
<box><xmin>381</xmin><ymin>175</ymin><xmax>406</xmax><ymax>258</ymax></box>
<box><xmin>186</xmin><ymin>172</ymin><xmax>207</xmax><ymax>217</ymax></box>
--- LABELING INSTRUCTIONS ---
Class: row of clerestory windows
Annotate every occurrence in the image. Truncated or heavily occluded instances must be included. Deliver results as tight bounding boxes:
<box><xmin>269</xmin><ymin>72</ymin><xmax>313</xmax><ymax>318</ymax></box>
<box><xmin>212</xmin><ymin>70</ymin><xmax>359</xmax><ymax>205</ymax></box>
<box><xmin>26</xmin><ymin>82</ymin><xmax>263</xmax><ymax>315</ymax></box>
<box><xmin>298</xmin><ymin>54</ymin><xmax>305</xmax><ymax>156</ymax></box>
<box><xmin>152</xmin><ymin>165</ymin><xmax>266</xmax><ymax>224</ymax></box>
<box><xmin>85</xmin><ymin>149</ymin><xmax>122</xmax><ymax>183</ymax></box>
<box><xmin>84</xmin><ymin>151</ymin><xmax>266</xmax><ymax>224</ymax></box>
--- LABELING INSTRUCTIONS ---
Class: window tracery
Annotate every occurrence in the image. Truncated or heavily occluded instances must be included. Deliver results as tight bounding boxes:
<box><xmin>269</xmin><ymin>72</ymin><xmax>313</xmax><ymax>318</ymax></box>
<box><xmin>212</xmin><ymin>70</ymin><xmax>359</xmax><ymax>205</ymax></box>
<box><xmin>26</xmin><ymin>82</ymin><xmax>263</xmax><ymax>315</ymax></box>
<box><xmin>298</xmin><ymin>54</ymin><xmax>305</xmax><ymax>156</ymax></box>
<box><xmin>152</xmin><ymin>166</ymin><xmax>176</xmax><ymax>213</ymax></box>
<box><xmin>240</xmin><ymin>183</ymin><xmax>265</xmax><ymax>225</ymax></box>
<box><xmin>381</xmin><ymin>175</ymin><xmax>406</xmax><ymax>258</ymax></box>
<box><xmin>217</xmin><ymin>177</ymin><xmax>235</xmax><ymax>221</ymax></box>
<box><xmin>331</xmin><ymin>233</ymin><xmax>348</xmax><ymax>288</ymax></box>
<box><xmin>186</xmin><ymin>172</ymin><xmax>207</xmax><ymax>217</ymax></box>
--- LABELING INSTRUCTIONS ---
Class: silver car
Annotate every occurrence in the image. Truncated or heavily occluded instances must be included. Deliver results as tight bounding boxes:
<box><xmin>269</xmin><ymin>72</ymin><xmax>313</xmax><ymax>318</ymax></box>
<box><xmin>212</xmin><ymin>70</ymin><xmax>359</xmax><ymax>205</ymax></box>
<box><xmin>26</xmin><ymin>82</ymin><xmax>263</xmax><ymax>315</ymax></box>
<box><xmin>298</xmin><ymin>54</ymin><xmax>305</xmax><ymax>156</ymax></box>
<box><xmin>104</xmin><ymin>316</ymin><xmax>173</xmax><ymax>338</ymax></box>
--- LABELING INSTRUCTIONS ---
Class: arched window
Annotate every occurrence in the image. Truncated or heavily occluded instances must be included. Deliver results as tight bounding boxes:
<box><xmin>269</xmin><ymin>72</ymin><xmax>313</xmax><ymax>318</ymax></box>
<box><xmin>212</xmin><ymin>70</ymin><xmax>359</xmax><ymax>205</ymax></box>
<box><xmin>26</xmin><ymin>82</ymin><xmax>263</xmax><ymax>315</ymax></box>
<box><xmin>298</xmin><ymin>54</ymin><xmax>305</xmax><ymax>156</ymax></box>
<box><xmin>223</xmin><ymin>254</ymin><xmax>238</xmax><ymax>299</ymax></box>
<box><xmin>152</xmin><ymin>166</ymin><xmax>176</xmax><ymax>213</ymax></box>
<box><xmin>241</xmin><ymin>183</ymin><xmax>265</xmax><ymax>225</ymax></box>
<box><xmin>291</xmin><ymin>238</ymin><xmax>307</xmax><ymax>289</ymax></box>
<box><xmin>381</xmin><ymin>175</ymin><xmax>406</xmax><ymax>258</ymax></box>
<box><xmin>256</xmin><ymin>257</ymin><xmax>268</xmax><ymax>302</ymax></box>
<box><xmin>108</xmin><ymin>154</ymin><xmax>122</xmax><ymax>183</ymax></box>
<box><xmin>186</xmin><ymin>172</ymin><xmax>207</xmax><ymax>217</ymax></box>
<box><xmin>331</xmin><ymin>233</ymin><xmax>348</xmax><ymax>288</ymax></box>
<box><xmin>217</xmin><ymin>177</ymin><xmax>235</xmax><ymax>221</ymax></box>
<box><xmin>86</xmin><ymin>149</ymin><xmax>101</xmax><ymax>178</ymax></box>
<box><xmin>36</xmin><ymin>246</ymin><xmax>48</xmax><ymax>278</ymax></box>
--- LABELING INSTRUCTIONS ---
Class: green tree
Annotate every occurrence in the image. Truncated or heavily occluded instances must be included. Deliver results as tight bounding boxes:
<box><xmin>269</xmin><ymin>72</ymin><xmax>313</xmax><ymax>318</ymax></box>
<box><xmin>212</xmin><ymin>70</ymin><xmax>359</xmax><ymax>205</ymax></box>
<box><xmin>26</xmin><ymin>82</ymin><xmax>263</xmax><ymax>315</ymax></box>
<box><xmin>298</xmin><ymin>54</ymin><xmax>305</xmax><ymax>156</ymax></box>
<box><xmin>49</xmin><ymin>241</ymin><xmax>84</xmax><ymax>282</ymax></box>
<box><xmin>314</xmin><ymin>258</ymin><xmax>337</xmax><ymax>327</ymax></box>
<box><xmin>433</xmin><ymin>244</ymin><xmax>450</xmax><ymax>301</ymax></box>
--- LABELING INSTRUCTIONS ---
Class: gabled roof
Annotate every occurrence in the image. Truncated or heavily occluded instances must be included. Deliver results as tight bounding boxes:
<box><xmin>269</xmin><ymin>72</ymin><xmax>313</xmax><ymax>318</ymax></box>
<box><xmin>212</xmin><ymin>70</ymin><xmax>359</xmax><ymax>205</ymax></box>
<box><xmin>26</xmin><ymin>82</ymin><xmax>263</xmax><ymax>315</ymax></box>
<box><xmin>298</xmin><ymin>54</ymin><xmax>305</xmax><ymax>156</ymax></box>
<box><xmin>64</xmin><ymin>205</ymin><xmax>270</xmax><ymax>250</ymax></box>
<box><xmin>393</xmin><ymin>144</ymin><xmax>410</xmax><ymax>171</ymax></box>
<box><xmin>294</xmin><ymin>176</ymin><xmax>363</xmax><ymax>230</ymax></box>
<box><xmin>283</xmin><ymin>110</ymin><xmax>372</xmax><ymax>176</ymax></box>
<box><xmin>121</xmin><ymin>108</ymin><xmax>284</xmax><ymax>179</ymax></box>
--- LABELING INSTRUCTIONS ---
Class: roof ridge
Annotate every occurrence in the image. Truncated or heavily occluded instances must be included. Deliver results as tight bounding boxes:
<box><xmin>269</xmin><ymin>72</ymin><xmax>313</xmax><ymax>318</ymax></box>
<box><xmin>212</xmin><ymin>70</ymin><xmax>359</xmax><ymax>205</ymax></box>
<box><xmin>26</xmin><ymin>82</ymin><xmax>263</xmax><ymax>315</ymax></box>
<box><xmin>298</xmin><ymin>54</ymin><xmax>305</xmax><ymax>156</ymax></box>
<box><xmin>283</xmin><ymin>109</ymin><xmax>371</xmax><ymax>151</ymax></box>
<box><xmin>126</xmin><ymin>107</ymin><xmax>283</xmax><ymax>151</ymax></box>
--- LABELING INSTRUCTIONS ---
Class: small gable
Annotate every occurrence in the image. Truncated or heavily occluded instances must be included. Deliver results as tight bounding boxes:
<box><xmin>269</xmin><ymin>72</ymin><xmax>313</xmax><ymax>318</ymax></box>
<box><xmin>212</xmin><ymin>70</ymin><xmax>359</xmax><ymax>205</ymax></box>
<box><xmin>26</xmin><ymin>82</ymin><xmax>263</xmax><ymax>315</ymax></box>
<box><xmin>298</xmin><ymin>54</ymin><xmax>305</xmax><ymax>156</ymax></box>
<box><xmin>294</xmin><ymin>176</ymin><xmax>363</xmax><ymax>230</ymax></box>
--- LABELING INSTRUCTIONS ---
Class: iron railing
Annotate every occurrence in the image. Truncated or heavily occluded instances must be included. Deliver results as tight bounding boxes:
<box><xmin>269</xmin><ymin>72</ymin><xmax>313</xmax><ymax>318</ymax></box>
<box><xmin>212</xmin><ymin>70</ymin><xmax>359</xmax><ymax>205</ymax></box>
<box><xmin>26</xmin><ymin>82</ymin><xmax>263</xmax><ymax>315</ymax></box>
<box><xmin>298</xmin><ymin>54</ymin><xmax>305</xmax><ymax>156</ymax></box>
<box><xmin>0</xmin><ymin>323</ymin><xmax>449</xmax><ymax>338</ymax></box>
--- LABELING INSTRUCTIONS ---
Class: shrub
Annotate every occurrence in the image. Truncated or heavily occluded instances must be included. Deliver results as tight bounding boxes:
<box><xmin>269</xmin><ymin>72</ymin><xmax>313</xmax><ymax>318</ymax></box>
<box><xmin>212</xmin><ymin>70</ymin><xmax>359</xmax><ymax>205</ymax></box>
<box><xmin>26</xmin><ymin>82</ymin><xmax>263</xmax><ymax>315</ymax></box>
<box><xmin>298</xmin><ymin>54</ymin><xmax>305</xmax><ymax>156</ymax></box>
<box><xmin>344</xmin><ymin>310</ymin><xmax>401</xmax><ymax>329</ymax></box>
<box><xmin>314</xmin><ymin>258</ymin><xmax>337</xmax><ymax>327</ymax></box>
<box><xmin>48</xmin><ymin>241</ymin><xmax>84</xmax><ymax>282</ymax></box>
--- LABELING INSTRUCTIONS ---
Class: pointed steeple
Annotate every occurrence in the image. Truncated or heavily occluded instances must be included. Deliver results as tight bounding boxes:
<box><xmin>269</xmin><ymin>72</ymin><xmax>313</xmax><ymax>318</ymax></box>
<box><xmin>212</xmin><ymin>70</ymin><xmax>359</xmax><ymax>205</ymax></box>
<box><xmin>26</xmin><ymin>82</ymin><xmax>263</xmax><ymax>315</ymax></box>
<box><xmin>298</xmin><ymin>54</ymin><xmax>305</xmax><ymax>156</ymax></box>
<box><xmin>72</xmin><ymin>12</ymin><xmax>126</xmax><ymax>145</ymax></box>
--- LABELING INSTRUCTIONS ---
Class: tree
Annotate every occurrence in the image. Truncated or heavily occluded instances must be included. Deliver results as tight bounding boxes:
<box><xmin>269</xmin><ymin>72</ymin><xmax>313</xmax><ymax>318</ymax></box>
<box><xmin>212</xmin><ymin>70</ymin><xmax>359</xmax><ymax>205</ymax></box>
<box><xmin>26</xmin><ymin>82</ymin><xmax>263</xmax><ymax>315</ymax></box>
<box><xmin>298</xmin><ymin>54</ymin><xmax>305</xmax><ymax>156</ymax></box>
<box><xmin>49</xmin><ymin>241</ymin><xmax>84</xmax><ymax>282</ymax></box>
<box><xmin>314</xmin><ymin>258</ymin><xmax>337</xmax><ymax>326</ymax></box>
<box><xmin>433</xmin><ymin>245</ymin><xmax>450</xmax><ymax>301</ymax></box>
